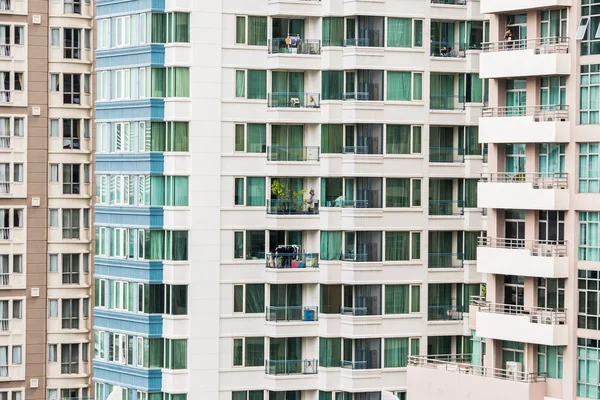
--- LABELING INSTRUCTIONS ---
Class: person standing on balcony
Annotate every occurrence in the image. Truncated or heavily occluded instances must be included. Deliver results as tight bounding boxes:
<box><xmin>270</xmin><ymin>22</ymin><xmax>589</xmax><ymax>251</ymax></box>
<box><xmin>504</xmin><ymin>29</ymin><xmax>514</xmax><ymax>50</ymax></box>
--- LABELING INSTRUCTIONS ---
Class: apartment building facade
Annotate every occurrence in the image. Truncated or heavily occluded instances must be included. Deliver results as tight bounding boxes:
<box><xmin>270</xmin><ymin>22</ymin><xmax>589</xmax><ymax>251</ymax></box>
<box><xmin>407</xmin><ymin>2</ymin><xmax>600</xmax><ymax>400</ymax></box>
<box><xmin>0</xmin><ymin>1</ymin><xmax>95</xmax><ymax>400</ymax></box>
<box><xmin>93</xmin><ymin>0</ymin><xmax>489</xmax><ymax>399</ymax></box>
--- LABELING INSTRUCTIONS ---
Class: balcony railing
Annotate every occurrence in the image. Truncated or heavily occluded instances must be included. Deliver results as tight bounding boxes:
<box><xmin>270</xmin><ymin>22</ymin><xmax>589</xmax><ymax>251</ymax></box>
<box><xmin>429</xmin><ymin>147</ymin><xmax>465</xmax><ymax>163</ymax></box>
<box><xmin>268</xmin><ymin>92</ymin><xmax>321</xmax><ymax>108</ymax></box>
<box><xmin>430</xmin><ymin>41</ymin><xmax>466</xmax><ymax>58</ymax></box>
<box><xmin>478</xmin><ymin>237</ymin><xmax>567</xmax><ymax>258</ymax></box>
<box><xmin>481</xmin><ymin>105</ymin><xmax>568</xmax><ymax>120</ymax></box>
<box><xmin>268</xmin><ymin>38</ymin><xmax>321</xmax><ymax>55</ymax></box>
<box><xmin>430</xmin><ymin>94</ymin><xmax>464</xmax><ymax>110</ymax></box>
<box><xmin>342</xmin><ymin>145</ymin><xmax>369</xmax><ymax>154</ymax></box>
<box><xmin>343</xmin><ymin>91</ymin><xmax>382</xmax><ymax>101</ymax></box>
<box><xmin>408</xmin><ymin>355</ymin><xmax>546</xmax><ymax>383</ymax></box>
<box><xmin>479</xmin><ymin>172</ymin><xmax>568</xmax><ymax>189</ymax></box>
<box><xmin>471</xmin><ymin>299</ymin><xmax>567</xmax><ymax>325</ymax></box>
<box><xmin>341</xmin><ymin>253</ymin><xmax>371</xmax><ymax>262</ymax></box>
<box><xmin>428</xmin><ymin>200</ymin><xmax>464</xmax><ymax>216</ymax></box>
<box><xmin>266</xmin><ymin>252</ymin><xmax>319</xmax><ymax>269</ymax></box>
<box><xmin>265</xmin><ymin>359</ymin><xmax>319</xmax><ymax>375</ymax></box>
<box><xmin>267</xmin><ymin>146</ymin><xmax>320</xmax><ymax>161</ymax></box>
<box><xmin>428</xmin><ymin>305</ymin><xmax>464</xmax><ymax>321</ymax></box>
<box><xmin>341</xmin><ymin>360</ymin><xmax>369</xmax><ymax>369</ymax></box>
<box><xmin>266</xmin><ymin>305</ymin><xmax>319</xmax><ymax>322</ymax></box>
<box><xmin>340</xmin><ymin>306</ymin><xmax>369</xmax><ymax>316</ymax></box>
<box><xmin>267</xmin><ymin>199</ymin><xmax>320</xmax><ymax>215</ymax></box>
<box><xmin>482</xmin><ymin>36</ymin><xmax>569</xmax><ymax>53</ymax></box>
<box><xmin>428</xmin><ymin>253</ymin><xmax>464</xmax><ymax>269</ymax></box>
<box><xmin>431</xmin><ymin>0</ymin><xmax>466</xmax><ymax>4</ymax></box>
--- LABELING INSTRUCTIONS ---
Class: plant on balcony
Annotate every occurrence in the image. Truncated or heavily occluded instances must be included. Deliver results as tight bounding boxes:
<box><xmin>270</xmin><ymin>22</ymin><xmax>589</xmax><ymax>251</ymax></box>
<box><xmin>271</xmin><ymin>181</ymin><xmax>306</xmax><ymax>214</ymax></box>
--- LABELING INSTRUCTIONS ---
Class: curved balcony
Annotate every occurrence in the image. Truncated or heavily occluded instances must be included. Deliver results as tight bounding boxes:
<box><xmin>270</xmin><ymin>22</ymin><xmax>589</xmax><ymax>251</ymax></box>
<box><xmin>479</xmin><ymin>105</ymin><xmax>569</xmax><ymax>143</ymax></box>
<box><xmin>472</xmin><ymin>300</ymin><xmax>567</xmax><ymax>346</ymax></box>
<box><xmin>478</xmin><ymin>172</ymin><xmax>569</xmax><ymax>210</ymax></box>
<box><xmin>480</xmin><ymin>37</ymin><xmax>570</xmax><ymax>79</ymax></box>
<box><xmin>477</xmin><ymin>237</ymin><xmax>568</xmax><ymax>278</ymax></box>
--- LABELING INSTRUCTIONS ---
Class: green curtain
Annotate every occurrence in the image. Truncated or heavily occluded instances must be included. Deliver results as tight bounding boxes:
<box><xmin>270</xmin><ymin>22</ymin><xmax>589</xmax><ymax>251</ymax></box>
<box><xmin>319</xmin><ymin>392</ymin><xmax>333</xmax><ymax>400</ymax></box>
<box><xmin>428</xmin><ymin>231</ymin><xmax>453</xmax><ymax>268</ymax></box>
<box><xmin>245</xmin><ymin>337</ymin><xmax>264</xmax><ymax>367</ymax></box>
<box><xmin>247</xmin><ymin>124</ymin><xmax>266</xmax><ymax>153</ymax></box>
<box><xmin>150</xmin><ymin>176</ymin><xmax>165</xmax><ymax>205</ymax></box>
<box><xmin>232</xmin><ymin>392</ymin><xmax>246</xmax><ymax>400</ymax></box>
<box><xmin>412</xmin><ymin>126</ymin><xmax>422</xmax><ymax>153</ymax></box>
<box><xmin>464</xmin><ymin>179</ymin><xmax>478</xmax><ymax>208</ymax></box>
<box><xmin>149</xmin><ymin>231</ymin><xmax>164</xmax><ymax>260</ymax></box>
<box><xmin>384</xmin><ymin>338</ymin><xmax>409</xmax><ymax>367</ymax></box>
<box><xmin>412</xmin><ymin>180</ymin><xmax>421</xmax><ymax>207</ymax></box>
<box><xmin>247</xmin><ymin>70</ymin><xmax>267</xmax><ymax>99</ymax></box>
<box><xmin>249</xmin><ymin>392</ymin><xmax>264</xmax><ymax>400</ymax></box>
<box><xmin>385</xmin><ymin>285</ymin><xmax>409</xmax><ymax>314</ymax></box>
<box><xmin>465</xmin><ymin>127</ymin><xmax>481</xmax><ymax>155</ymax></box>
<box><xmin>388</xmin><ymin>18</ymin><xmax>412</xmax><ymax>47</ymax></box>
<box><xmin>245</xmin><ymin>284</ymin><xmax>265</xmax><ymax>313</ymax></box>
<box><xmin>323</xmin><ymin>17</ymin><xmax>344</xmax><ymax>46</ymax></box>
<box><xmin>470</xmin><ymin>74</ymin><xmax>483</xmax><ymax>103</ymax></box>
<box><xmin>150</xmin><ymin>122</ymin><xmax>166</xmax><ymax>151</ymax></box>
<box><xmin>386</xmin><ymin>125</ymin><xmax>411</xmax><ymax>154</ymax></box>
<box><xmin>246</xmin><ymin>177</ymin><xmax>266</xmax><ymax>206</ymax></box>
<box><xmin>236</xmin><ymin>70</ymin><xmax>245</xmax><ymax>97</ymax></box>
<box><xmin>172</xmin><ymin>231</ymin><xmax>188</xmax><ymax>261</ymax></box>
<box><xmin>321</xmin><ymin>178</ymin><xmax>343</xmax><ymax>205</ymax></box>
<box><xmin>248</xmin><ymin>16</ymin><xmax>267</xmax><ymax>45</ymax></box>
<box><xmin>387</xmin><ymin>72</ymin><xmax>411</xmax><ymax>101</ymax></box>
<box><xmin>172</xmin><ymin>67</ymin><xmax>189</xmax><ymax>97</ymax></box>
<box><xmin>321</xmin><ymin>124</ymin><xmax>343</xmax><ymax>153</ymax></box>
<box><xmin>172</xmin><ymin>339</ymin><xmax>187</xmax><ymax>369</ymax></box>
<box><xmin>464</xmin><ymin>231</ymin><xmax>479</xmax><ymax>260</ymax></box>
<box><xmin>385</xmin><ymin>232</ymin><xmax>410</xmax><ymax>260</ymax></box>
<box><xmin>320</xmin><ymin>231</ymin><xmax>342</xmax><ymax>260</ymax></box>
<box><xmin>235</xmin><ymin>125</ymin><xmax>245</xmax><ymax>151</ymax></box>
<box><xmin>430</xmin><ymin>74</ymin><xmax>455</xmax><ymax>110</ymax></box>
<box><xmin>319</xmin><ymin>338</ymin><xmax>341</xmax><ymax>367</ymax></box>
<box><xmin>151</xmin><ymin>68</ymin><xmax>166</xmax><ymax>98</ymax></box>
<box><xmin>386</xmin><ymin>178</ymin><xmax>410</xmax><ymax>207</ymax></box>
<box><xmin>171</xmin><ymin>122</ymin><xmax>189</xmax><ymax>151</ymax></box>
<box><xmin>322</xmin><ymin>71</ymin><xmax>344</xmax><ymax>100</ymax></box>
<box><xmin>173</xmin><ymin>13</ymin><xmax>190</xmax><ymax>43</ymax></box>
<box><xmin>414</xmin><ymin>20</ymin><xmax>423</xmax><ymax>47</ymax></box>
<box><xmin>411</xmin><ymin>286</ymin><xmax>420</xmax><ymax>312</ymax></box>
<box><xmin>151</xmin><ymin>13</ymin><xmax>166</xmax><ymax>43</ymax></box>
<box><xmin>413</xmin><ymin>73</ymin><xmax>423</xmax><ymax>100</ymax></box>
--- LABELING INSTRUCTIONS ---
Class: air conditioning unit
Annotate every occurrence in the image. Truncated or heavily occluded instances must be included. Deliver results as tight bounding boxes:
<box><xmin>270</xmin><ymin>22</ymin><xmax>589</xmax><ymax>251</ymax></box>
<box><xmin>506</xmin><ymin>361</ymin><xmax>523</xmax><ymax>380</ymax></box>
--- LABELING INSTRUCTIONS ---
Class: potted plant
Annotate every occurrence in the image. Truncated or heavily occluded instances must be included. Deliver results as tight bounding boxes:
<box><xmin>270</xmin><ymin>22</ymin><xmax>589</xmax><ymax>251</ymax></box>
<box><xmin>271</xmin><ymin>181</ymin><xmax>306</xmax><ymax>214</ymax></box>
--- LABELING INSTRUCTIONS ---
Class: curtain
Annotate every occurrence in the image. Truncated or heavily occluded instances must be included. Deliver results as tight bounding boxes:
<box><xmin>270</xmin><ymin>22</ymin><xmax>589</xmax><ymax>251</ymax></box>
<box><xmin>249</xmin><ymin>392</ymin><xmax>264</xmax><ymax>400</ymax></box>
<box><xmin>236</xmin><ymin>70</ymin><xmax>245</xmax><ymax>97</ymax></box>
<box><xmin>385</xmin><ymin>285</ymin><xmax>409</xmax><ymax>314</ymax></box>
<box><xmin>413</xmin><ymin>73</ymin><xmax>423</xmax><ymax>100</ymax></box>
<box><xmin>322</xmin><ymin>71</ymin><xmax>344</xmax><ymax>100</ymax></box>
<box><xmin>150</xmin><ymin>230</ymin><xmax>164</xmax><ymax>260</ymax></box>
<box><xmin>385</xmin><ymin>232</ymin><xmax>409</xmax><ymax>260</ymax></box>
<box><xmin>320</xmin><ymin>392</ymin><xmax>333</xmax><ymax>400</ymax></box>
<box><xmin>247</xmin><ymin>70</ymin><xmax>267</xmax><ymax>99</ymax></box>
<box><xmin>246</xmin><ymin>284</ymin><xmax>265</xmax><ymax>313</ymax></box>
<box><xmin>248</xmin><ymin>16</ymin><xmax>267</xmax><ymax>46</ymax></box>
<box><xmin>172</xmin><ymin>231</ymin><xmax>188</xmax><ymax>261</ymax></box>
<box><xmin>412</xmin><ymin>126</ymin><xmax>422</xmax><ymax>153</ymax></box>
<box><xmin>465</xmin><ymin>127</ymin><xmax>481</xmax><ymax>155</ymax></box>
<box><xmin>428</xmin><ymin>284</ymin><xmax>452</xmax><ymax>320</ymax></box>
<box><xmin>386</xmin><ymin>178</ymin><xmax>410</xmax><ymax>207</ymax></box>
<box><xmin>172</xmin><ymin>340</ymin><xmax>187</xmax><ymax>369</ymax></box>
<box><xmin>174</xmin><ymin>13</ymin><xmax>190</xmax><ymax>42</ymax></box>
<box><xmin>384</xmin><ymin>338</ymin><xmax>409</xmax><ymax>367</ymax></box>
<box><xmin>320</xmin><ymin>285</ymin><xmax>342</xmax><ymax>314</ymax></box>
<box><xmin>150</xmin><ymin>176</ymin><xmax>165</xmax><ymax>206</ymax></box>
<box><xmin>320</xmin><ymin>338</ymin><xmax>341</xmax><ymax>367</ymax></box>
<box><xmin>321</xmin><ymin>178</ymin><xmax>343</xmax><ymax>205</ymax></box>
<box><xmin>152</xmin><ymin>13</ymin><xmax>166</xmax><ymax>43</ymax></box>
<box><xmin>428</xmin><ymin>231</ymin><xmax>453</xmax><ymax>268</ymax></box>
<box><xmin>387</xmin><ymin>18</ymin><xmax>412</xmax><ymax>47</ymax></box>
<box><xmin>387</xmin><ymin>72</ymin><xmax>411</xmax><ymax>101</ymax></box>
<box><xmin>323</xmin><ymin>17</ymin><xmax>344</xmax><ymax>46</ymax></box>
<box><xmin>232</xmin><ymin>393</ymin><xmax>246</xmax><ymax>400</ymax></box>
<box><xmin>246</xmin><ymin>177</ymin><xmax>265</xmax><ymax>206</ymax></box>
<box><xmin>464</xmin><ymin>231</ymin><xmax>479</xmax><ymax>260</ymax></box>
<box><xmin>247</xmin><ymin>124</ymin><xmax>266</xmax><ymax>153</ymax></box>
<box><xmin>151</xmin><ymin>68</ymin><xmax>166</xmax><ymax>97</ymax></box>
<box><xmin>464</xmin><ymin>179</ymin><xmax>478</xmax><ymax>208</ymax></box>
<box><xmin>172</xmin><ymin>122</ymin><xmax>189</xmax><ymax>152</ymax></box>
<box><xmin>320</xmin><ymin>231</ymin><xmax>342</xmax><ymax>260</ymax></box>
<box><xmin>150</xmin><ymin>122</ymin><xmax>166</xmax><ymax>151</ymax></box>
<box><xmin>470</xmin><ymin>74</ymin><xmax>483</xmax><ymax>103</ymax></box>
<box><xmin>245</xmin><ymin>337</ymin><xmax>264</xmax><ymax>367</ymax></box>
<box><xmin>386</xmin><ymin>125</ymin><xmax>410</xmax><ymax>154</ymax></box>
<box><xmin>411</xmin><ymin>286</ymin><xmax>420</xmax><ymax>312</ymax></box>
<box><xmin>321</xmin><ymin>124</ymin><xmax>343</xmax><ymax>153</ymax></box>
<box><xmin>173</xmin><ymin>68</ymin><xmax>189</xmax><ymax>97</ymax></box>
<box><xmin>236</xmin><ymin>17</ymin><xmax>246</xmax><ymax>44</ymax></box>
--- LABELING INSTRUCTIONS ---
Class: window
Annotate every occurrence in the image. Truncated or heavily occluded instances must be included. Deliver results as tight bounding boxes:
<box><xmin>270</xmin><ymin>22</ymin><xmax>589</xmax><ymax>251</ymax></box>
<box><xmin>13</xmin><ymin>163</ymin><xmax>22</xmax><ymax>182</ymax></box>
<box><xmin>577</xmin><ymin>338</ymin><xmax>600</xmax><ymax>397</ymax></box>
<box><xmin>235</xmin><ymin>16</ymin><xmax>267</xmax><ymax>46</ymax></box>
<box><xmin>51</xmin><ymin>28</ymin><xmax>60</xmax><ymax>46</ymax></box>
<box><xmin>319</xmin><ymin>338</ymin><xmax>341</xmax><ymax>367</ymax></box>
<box><xmin>62</xmin><ymin>254</ymin><xmax>80</xmax><ymax>284</ymax></box>
<box><xmin>62</xmin><ymin>164</ymin><xmax>80</xmax><ymax>195</ymax></box>
<box><xmin>236</xmin><ymin>71</ymin><xmax>246</xmax><ymax>98</ymax></box>
<box><xmin>384</xmin><ymin>337</ymin><xmax>420</xmax><ymax>368</ymax></box>
<box><xmin>48</xmin><ymin>299</ymin><xmax>58</xmax><ymax>317</ymax></box>
<box><xmin>233</xmin><ymin>177</ymin><xmax>266</xmax><ymax>206</ymax></box>
<box><xmin>62</xmin><ymin>209</ymin><xmax>80</xmax><ymax>239</ymax></box>
<box><xmin>116</xmin><ymin>16</ymin><xmax>131</xmax><ymax>47</ymax></box>
<box><xmin>115</xmin><ymin>69</ymin><xmax>131</xmax><ymax>99</ymax></box>
<box><xmin>95</xmin><ymin>278</ymin><xmax>107</xmax><ymax>307</ymax></box>
<box><xmin>233</xmin><ymin>337</ymin><xmax>264</xmax><ymax>367</ymax></box>
<box><xmin>61</xmin><ymin>299</ymin><xmax>79</xmax><ymax>329</ymax></box>
<box><xmin>48</xmin><ymin>344</ymin><xmax>57</xmax><ymax>362</ymax></box>
<box><xmin>15</xmin><ymin>26</ymin><xmax>24</xmax><ymax>45</ymax></box>
<box><xmin>12</xmin><ymin>346</ymin><xmax>21</xmax><ymax>365</ymax></box>
<box><xmin>164</xmin><ymin>339</ymin><xmax>187</xmax><ymax>369</ymax></box>
<box><xmin>232</xmin><ymin>284</ymin><xmax>264</xmax><ymax>313</ymax></box>
<box><xmin>64</xmin><ymin>0</ymin><xmax>81</xmax><ymax>14</ymax></box>
<box><xmin>384</xmin><ymin>284</ymin><xmax>420</xmax><ymax>314</ymax></box>
<box><xmin>167</xmin><ymin>67</ymin><xmax>189</xmax><ymax>97</ymax></box>
<box><xmin>61</xmin><ymin>343</ymin><xmax>79</xmax><ymax>374</ymax></box>
<box><xmin>13</xmin><ymin>73</ymin><xmax>22</xmax><ymax>91</ymax></box>
<box><xmin>12</xmin><ymin>300</ymin><xmax>21</xmax><ymax>319</ymax></box>
<box><xmin>385</xmin><ymin>178</ymin><xmax>421</xmax><ymax>208</ymax></box>
<box><xmin>167</xmin><ymin>12</ymin><xmax>190</xmax><ymax>43</ymax></box>
<box><xmin>385</xmin><ymin>231</ymin><xmax>421</xmax><ymax>261</ymax></box>
<box><xmin>63</xmin><ymin>73</ymin><xmax>81</xmax><ymax>104</ymax></box>
<box><xmin>538</xmin><ymin>345</ymin><xmax>563</xmax><ymax>379</ymax></box>
<box><xmin>232</xmin><ymin>392</ymin><xmax>264</xmax><ymax>400</ymax></box>
<box><xmin>12</xmin><ymin>255</ymin><xmax>21</xmax><ymax>273</ymax></box>
<box><xmin>580</xmin><ymin>143</ymin><xmax>600</xmax><ymax>191</ymax></box>
<box><xmin>581</xmin><ymin>64</ymin><xmax>600</xmax><ymax>124</ymax></box>
<box><xmin>322</xmin><ymin>71</ymin><xmax>344</xmax><ymax>100</ymax></box>
<box><xmin>578</xmin><ymin>270</ymin><xmax>600</xmax><ymax>329</ymax></box>
<box><xmin>235</xmin><ymin>70</ymin><xmax>267</xmax><ymax>100</ymax></box>
<box><xmin>386</xmin><ymin>125</ymin><xmax>422</xmax><ymax>155</ymax></box>
<box><xmin>84</xmin><ymin>74</ymin><xmax>90</xmax><ymax>94</ymax></box>
<box><xmin>387</xmin><ymin>71</ymin><xmax>422</xmax><ymax>101</ymax></box>
<box><xmin>234</xmin><ymin>230</ymin><xmax>265</xmax><ymax>260</ymax></box>
<box><xmin>323</xmin><ymin>17</ymin><xmax>344</xmax><ymax>46</ymax></box>
<box><xmin>49</xmin><ymin>254</ymin><xmax>58</xmax><ymax>272</ymax></box>
<box><xmin>14</xmin><ymin>118</ymin><xmax>23</xmax><ymax>137</ymax></box>
<box><xmin>50</xmin><ymin>74</ymin><xmax>60</xmax><ymax>92</ymax></box>
<box><xmin>387</xmin><ymin>18</ymin><xmax>423</xmax><ymax>48</ymax></box>
<box><xmin>579</xmin><ymin>212</ymin><xmax>600</xmax><ymax>261</ymax></box>
<box><xmin>64</xmin><ymin>28</ymin><xmax>81</xmax><ymax>59</ymax></box>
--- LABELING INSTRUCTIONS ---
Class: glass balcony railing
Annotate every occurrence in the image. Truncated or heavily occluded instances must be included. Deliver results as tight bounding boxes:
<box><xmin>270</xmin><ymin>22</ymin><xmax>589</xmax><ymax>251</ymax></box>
<box><xmin>268</xmin><ymin>92</ymin><xmax>321</xmax><ymax>108</ymax></box>
<box><xmin>268</xmin><ymin>38</ymin><xmax>321</xmax><ymax>55</ymax></box>
<box><xmin>482</xmin><ymin>36</ymin><xmax>569</xmax><ymax>53</ymax></box>
<box><xmin>341</xmin><ymin>360</ymin><xmax>369</xmax><ymax>369</ymax></box>
<box><xmin>323</xmin><ymin>199</ymin><xmax>369</xmax><ymax>208</ymax></box>
<box><xmin>429</xmin><ymin>147</ymin><xmax>465</xmax><ymax>163</ymax></box>
<box><xmin>480</xmin><ymin>172</ymin><xmax>568</xmax><ymax>189</ymax></box>
<box><xmin>267</xmin><ymin>146</ymin><xmax>320</xmax><ymax>161</ymax></box>
<box><xmin>430</xmin><ymin>41</ymin><xmax>466</xmax><ymax>58</ymax></box>
<box><xmin>478</xmin><ymin>237</ymin><xmax>567</xmax><ymax>258</ymax></box>
<box><xmin>471</xmin><ymin>299</ymin><xmax>567</xmax><ymax>325</ymax></box>
<box><xmin>342</xmin><ymin>145</ymin><xmax>369</xmax><ymax>154</ymax></box>
<box><xmin>428</xmin><ymin>200</ymin><xmax>464</xmax><ymax>216</ymax></box>
<box><xmin>265</xmin><ymin>359</ymin><xmax>319</xmax><ymax>375</ymax></box>
<box><xmin>267</xmin><ymin>199</ymin><xmax>320</xmax><ymax>215</ymax></box>
<box><xmin>427</xmin><ymin>305</ymin><xmax>464</xmax><ymax>321</ymax></box>
<box><xmin>266</xmin><ymin>305</ymin><xmax>319</xmax><ymax>322</ymax></box>
<box><xmin>266</xmin><ymin>252</ymin><xmax>319</xmax><ymax>269</ymax></box>
<box><xmin>430</xmin><ymin>94</ymin><xmax>464</xmax><ymax>110</ymax></box>
<box><xmin>431</xmin><ymin>0</ymin><xmax>466</xmax><ymax>4</ymax></box>
<box><xmin>340</xmin><ymin>306</ymin><xmax>368</xmax><ymax>316</ymax></box>
<box><xmin>428</xmin><ymin>253</ymin><xmax>464</xmax><ymax>269</ymax></box>
<box><xmin>481</xmin><ymin>104</ymin><xmax>568</xmax><ymax>119</ymax></box>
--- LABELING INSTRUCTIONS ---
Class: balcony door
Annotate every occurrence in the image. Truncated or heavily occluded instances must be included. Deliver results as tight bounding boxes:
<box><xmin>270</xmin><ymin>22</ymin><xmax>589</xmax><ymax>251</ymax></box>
<box><xmin>504</xmin><ymin>209</ymin><xmax>525</xmax><ymax>249</ymax></box>
<box><xmin>503</xmin><ymin>275</ymin><xmax>525</xmax><ymax>307</ymax></box>
<box><xmin>271</xmin><ymin>71</ymin><xmax>304</xmax><ymax>107</ymax></box>
<box><xmin>506</xmin><ymin>79</ymin><xmax>527</xmax><ymax>116</ymax></box>
<box><xmin>269</xmin><ymin>337</ymin><xmax>301</xmax><ymax>374</ymax></box>
<box><xmin>272</xmin><ymin>18</ymin><xmax>305</xmax><ymax>39</ymax></box>
<box><xmin>505</xmin><ymin>144</ymin><xmax>526</xmax><ymax>173</ymax></box>
<box><xmin>540</xmin><ymin>9</ymin><xmax>567</xmax><ymax>40</ymax></box>
<box><xmin>271</xmin><ymin>125</ymin><xmax>303</xmax><ymax>161</ymax></box>
<box><xmin>506</xmin><ymin>13</ymin><xmax>527</xmax><ymax>42</ymax></box>
<box><xmin>538</xmin><ymin>211</ymin><xmax>565</xmax><ymax>245</ymax></box>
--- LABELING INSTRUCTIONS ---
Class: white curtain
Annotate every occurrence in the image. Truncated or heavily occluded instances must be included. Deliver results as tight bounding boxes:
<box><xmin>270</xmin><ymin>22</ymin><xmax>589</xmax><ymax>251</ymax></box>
<box><xmin>11</xmin><ymin>346</ymin><xmax>20</xmax><ymax>364</ymax></box>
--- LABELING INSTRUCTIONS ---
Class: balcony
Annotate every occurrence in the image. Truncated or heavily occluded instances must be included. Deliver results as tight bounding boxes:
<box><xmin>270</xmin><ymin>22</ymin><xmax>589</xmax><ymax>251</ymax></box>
<box><xmin>480</xmin><ymin>37</ymin><xmax>570</xmax><ymax>79</ymax></box>
<box><xmin>430</xmin><ymin>42</ymin><xmax>466</xmax><ymax>58</ymax></box>
<box><xmin>268</xmin><ymin>92</ymin><xmax>321</xmax><ymax>109</ymax></box>
<box><xmin>429</xmin><ymin>147</ymin><xmax>465</xmax><ymax>163</ymax></box>
<box><xmin>477</xmin><ymin>237</ymin><xmax>568</xmax><ymax>278</ymax></box>
<box><xmin>428</xmin><ymin>305</ymin><xmax>464</xmax><ymax>322</ymax></box>
<box><xmin>266</xmin><ymin>306</ymin><xmax>318</xmax><ymax>322</ymax></box>
<box><xmin>407</xmin><ymin>355</ymin><xmax>547</xmax><ymax>400</ymax></box>
<box><xmin>267</xmin><ymin>0</ymin><xmax>322</xmax><ymax>17</ymax></box>
<box><xmin>267</xmin><ymin>39</ymin><xmax>321</xmax><ymax>70</ymax></box>
<box><xmin>472</xmin><ymin>300</ymin><xmax>567</xmax><ymax>346</ymax></box>
<box><xmin>265</xmin><ymin>306</ymin><xmax>319</xmax><ymax>337</ymax></box>
<box><xmin>480</xmin><ymin>0</ymin><xmax>570</xmax><ymax>14</ymax></box>
<box><xmin>265</xmin><ymin>359</ymin><xmax>318</xmax><ymax>375</ymax></box>
<box><xmin>267</xmin><ymin>199</ymin><xmax>320</xmax><ymax>215</ymax></box>
<box><xmin>478</xmin><ymin>173</ymin><xmax>568</xmax><ymax>210</ymax></box>
<box><xmin>429</xmin><ymin>200</ymin><xmax>464</xmax><ymax>216</ymax></box>
<box><xmin>265</xmin><ymin>252</ymin><xmax>319</xmax><ymax>284</ymax></box>
<box><xmin>267</xmin><ymin>146</ymin><xmax>320</xmax><ymax>162</ymax></box>
<box><xmin>479</xmin><ymin>106</ymin><xmax>569</xmax><ymax>143</ymax></box>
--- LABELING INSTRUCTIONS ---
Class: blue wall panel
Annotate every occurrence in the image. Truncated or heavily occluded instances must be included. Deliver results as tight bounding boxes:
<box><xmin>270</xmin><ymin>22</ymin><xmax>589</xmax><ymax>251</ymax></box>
<box><xmin>93</xmin><ymin>361</ymin><xmax>162</xmax><ymax>391</ymax></box>
<box><xmin>94</xmin><ymin>206</ymin><xmax>164</xmax><ymax>228</ymax></box>
<box><xmin>94</xmin><ymin>308</ymin><xmax>163</xmax><ymax>337</ymax></box>
<box><xmin>96</xmin><ymin>45</ymin><xmax>165</xmax><ymax>69</ymax></box>
<box><xmin>95</xmin><ymin>153</ymin><xmax>164</xmax><ymax>174</ymax></box>
<box><xmin>94</xmin><ymin>257</ymin><xmax>163</xmax><ymax>283</ymax></box>
<box><xmin>95</xmin><ymin>99</ymin><xmax>164</xmax><ymax>122</ymax></box>
<box><xmin>96</xmin><ymin>0</ymin><xmax>165</xmax><ymax>17</ymax></box>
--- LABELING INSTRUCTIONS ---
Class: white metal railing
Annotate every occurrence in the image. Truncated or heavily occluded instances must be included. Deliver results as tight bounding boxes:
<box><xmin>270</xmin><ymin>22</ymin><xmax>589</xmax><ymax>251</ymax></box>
<box><xmin>478</xmin><ymin>236</ymin><xmax>567</xmax><ymax>258</ymax></box>
<box><xmin>482</xmin><ymin>36</ymin><xmax>569</xmax><ymax>53</ymax></box>
<box><xmin>481</xmin><ymin>105</ymin><xmax>568</xmax><ymax>120</ymax></box>
<box><xmin>470</xmin><ymin>298</ymin><xmax>566</xmax><ymax>325</ymax></box>
<box><xmin>408</xmin><ymin>354</ymin><xmax>546</xmax><ymax>383</ymax></box>
<box><xmin>479</xmin><ymin>172</ymin><xmax>568</xmax><ymax>189</ymax></box>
